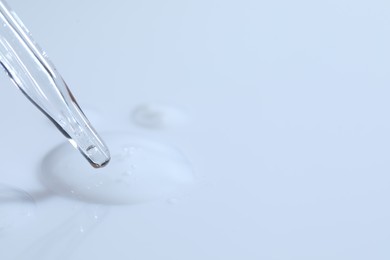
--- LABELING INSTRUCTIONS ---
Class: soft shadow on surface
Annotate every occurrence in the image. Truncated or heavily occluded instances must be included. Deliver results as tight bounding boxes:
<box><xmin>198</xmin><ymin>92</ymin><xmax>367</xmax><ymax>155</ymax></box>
<box><xmin>0</xmin><ymin>186</ymin><xmax>68</xmax><ymax>205</ymax></box>
<box><xmin>0</xmin><ymin>163</ymin><xmax>111</xmax><ymax>260</ymax></box>
<box><xmin>0</xmin><ymin>164</ymin><xmax>111</xmax><ymax>260</ymax></box>
<box><xmin>12</xmin><ymin>204</ymin><xmax>109</xmax><ymax>260</ymax></box>
<box><xmin>38</xmin><ymin>146</ymin><xmax>133</xmax><ymax>205</ymax></box>
<box><xmin>0</xmin><ymin>184</ymin><xmax>36</xmax><ymax>232</ymax></box>
<box><xmin>0</xmin><ymin>184</ymin><xmax>37</xmax><ymax>203</ymax></box>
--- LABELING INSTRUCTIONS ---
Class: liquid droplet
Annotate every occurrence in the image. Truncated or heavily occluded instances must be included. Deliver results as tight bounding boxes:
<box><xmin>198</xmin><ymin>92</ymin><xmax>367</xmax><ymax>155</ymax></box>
<box><xmin>167</xmin><ymin>198</ymin><xmax>180</xmax><ymax>205</ymax></box>
<box><xmin>132</xmin><ymin>103</ymin><xmax>190</xmax><ymax>129</ymax></box>
<box><xmin>122</xmin><ymin>170</ymin><xmax>133</xmax><ymax>177</ymax></box>
<box><xmin>41</xmin><ymin>133</ymin><xmax>195</xmax><ymax>204</ymax></box>
<box><xmin>0</xmin><ymin>184</ymin><xmax>35</xmax><ymax>231</ymax></box>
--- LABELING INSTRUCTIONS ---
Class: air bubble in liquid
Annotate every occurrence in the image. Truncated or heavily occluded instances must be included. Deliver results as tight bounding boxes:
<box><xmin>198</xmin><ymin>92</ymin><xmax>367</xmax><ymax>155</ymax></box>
<box><xmin>41</xmin><ymin>133</ymin><xmax>195</xmax><ymax>204</ymax></box>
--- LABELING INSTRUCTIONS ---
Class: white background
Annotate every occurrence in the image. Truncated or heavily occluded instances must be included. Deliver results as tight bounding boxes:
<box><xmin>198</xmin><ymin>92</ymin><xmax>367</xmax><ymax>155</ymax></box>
<box><xmin>0</xmin><ymin>0</ymin><xmax>390</xmax><ymax>259</ymax></box>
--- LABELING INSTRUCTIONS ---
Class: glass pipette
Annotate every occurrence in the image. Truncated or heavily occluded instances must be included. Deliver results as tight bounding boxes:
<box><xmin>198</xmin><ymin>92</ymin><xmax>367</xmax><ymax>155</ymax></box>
<box><xmin>0</xmin><ymin>0</ymin><xmax>110</xmax><ymax>168</ymax></box>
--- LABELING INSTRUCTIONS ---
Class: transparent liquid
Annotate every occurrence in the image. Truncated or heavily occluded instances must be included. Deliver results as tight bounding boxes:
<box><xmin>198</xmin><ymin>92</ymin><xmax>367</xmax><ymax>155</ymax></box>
<box><xmin>0</xmin><ymin>184</ymin><xmax>35</xmax><ymax>231</ymax></box>
<box><xmin>132</xmin><ymin>103</ymin><xmax>189</xmax><ymax>129</ymax></box>
<box><xmin>41</xmin><ymin>133</ymin><xmax>195</xmax><ymax>204</ymax></box>
<box><xmin>13</xmin><ymin>204</ymin><xmax>107</xmax><ymax>260</ymax></box>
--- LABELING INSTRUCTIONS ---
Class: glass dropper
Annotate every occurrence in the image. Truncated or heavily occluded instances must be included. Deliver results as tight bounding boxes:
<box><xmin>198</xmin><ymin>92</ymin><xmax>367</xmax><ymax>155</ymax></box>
<box><xmin>0</xmin><ymin>0</ymin><xmax>110</xmax><ymax>168</ymax></box>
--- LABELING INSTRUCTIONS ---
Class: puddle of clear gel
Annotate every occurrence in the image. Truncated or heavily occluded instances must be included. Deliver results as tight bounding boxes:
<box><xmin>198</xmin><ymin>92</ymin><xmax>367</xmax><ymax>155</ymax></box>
<box><xmin>41</xmin><ymin>133</ymin><xmax>195</xmax><ymax>204</ymax></box>
<box><xmin>0</xmin><ymin>184</ymin><xmax>35</xmax><ymax>231</ymax></box>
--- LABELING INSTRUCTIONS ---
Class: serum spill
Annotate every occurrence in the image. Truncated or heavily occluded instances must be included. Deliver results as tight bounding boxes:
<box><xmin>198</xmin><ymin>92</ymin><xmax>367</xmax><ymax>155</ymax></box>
<box><xmin>41</xmin><ymin>133</ymin><xmax>194</xmax><ymax>204</ymax></box>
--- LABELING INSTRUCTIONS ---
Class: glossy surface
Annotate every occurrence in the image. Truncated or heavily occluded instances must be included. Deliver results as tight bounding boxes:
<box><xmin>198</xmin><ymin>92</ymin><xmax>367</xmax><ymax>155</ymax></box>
<box><xmin>41</xmin><ymin>133</ymin><xmax>194</xmax><ymax>204</ymax></box>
